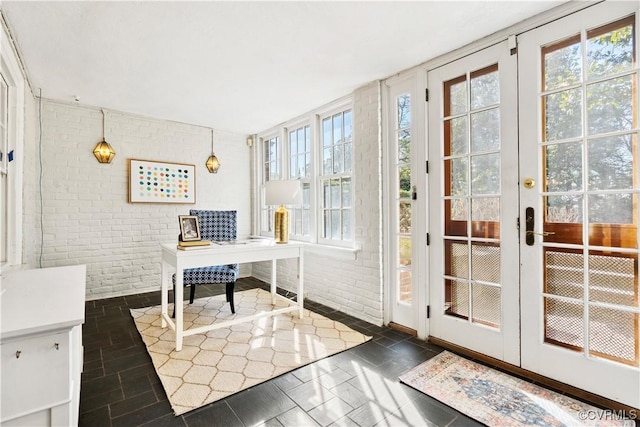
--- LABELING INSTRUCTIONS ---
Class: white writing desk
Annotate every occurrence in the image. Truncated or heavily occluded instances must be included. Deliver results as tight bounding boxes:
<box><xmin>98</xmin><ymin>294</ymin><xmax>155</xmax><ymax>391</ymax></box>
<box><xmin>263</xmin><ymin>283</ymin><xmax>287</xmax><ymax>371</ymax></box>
<box><xmin>160</xmin><ymin>240</ymin><xmax>304</xmax><ymax>351</ymax></box>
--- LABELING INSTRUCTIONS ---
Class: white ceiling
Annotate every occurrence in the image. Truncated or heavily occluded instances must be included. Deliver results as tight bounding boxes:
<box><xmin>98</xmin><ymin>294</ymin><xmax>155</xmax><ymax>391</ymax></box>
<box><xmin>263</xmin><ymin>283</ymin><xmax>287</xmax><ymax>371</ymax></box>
<box><xmin>2</xmin><ymin>1</ymin><xmax>566</xmax><ymax>134</ymax></box>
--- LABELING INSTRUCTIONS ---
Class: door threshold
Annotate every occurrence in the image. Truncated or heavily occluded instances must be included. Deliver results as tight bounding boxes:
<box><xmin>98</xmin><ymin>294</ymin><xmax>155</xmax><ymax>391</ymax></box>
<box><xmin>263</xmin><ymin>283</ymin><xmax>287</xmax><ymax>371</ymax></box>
<box><xmin>389</xmin><ymin>322</ymin><xmax>417</xmax><ymax>336</ymax></box>
<box><xmin>428</xmin><ymin>337</ymin><xmax>639</xmax><ymax>413</ymax></box>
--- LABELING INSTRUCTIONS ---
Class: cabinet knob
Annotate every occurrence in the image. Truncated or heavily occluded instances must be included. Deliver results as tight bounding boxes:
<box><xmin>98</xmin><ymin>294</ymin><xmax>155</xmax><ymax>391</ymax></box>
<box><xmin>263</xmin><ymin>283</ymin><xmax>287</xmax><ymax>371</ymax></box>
<box><xmin>15</xmin><ymin>350</ymin><xmax>21</xmax><ymax>359</ymax></box>
<box><xmin>54</xmin><ymin>343</ymin><xmax>59</xmax><ymax>350</ymax></box>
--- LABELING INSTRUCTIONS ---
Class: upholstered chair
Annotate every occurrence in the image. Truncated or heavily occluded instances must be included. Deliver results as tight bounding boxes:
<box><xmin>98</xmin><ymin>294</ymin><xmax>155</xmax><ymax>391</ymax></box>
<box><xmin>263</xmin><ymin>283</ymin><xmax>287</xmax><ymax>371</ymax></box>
<box><xmin>172</xmin><ymin>210</ymin><xmax>239</xmax><ymax>314</ymax></box>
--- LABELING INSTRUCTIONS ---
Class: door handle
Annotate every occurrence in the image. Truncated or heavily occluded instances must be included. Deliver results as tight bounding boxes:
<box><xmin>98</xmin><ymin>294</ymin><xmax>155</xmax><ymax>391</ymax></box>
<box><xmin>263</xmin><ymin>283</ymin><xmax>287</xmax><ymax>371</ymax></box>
<box><xmin>525</xmin><ymin>207</ymin><xmax>554</xmax><ymax>246</ymax></box>
<box><xmin>525</xmin><ymin>207</ymin><xmax>535</xmax><ymax>246</ymax></box>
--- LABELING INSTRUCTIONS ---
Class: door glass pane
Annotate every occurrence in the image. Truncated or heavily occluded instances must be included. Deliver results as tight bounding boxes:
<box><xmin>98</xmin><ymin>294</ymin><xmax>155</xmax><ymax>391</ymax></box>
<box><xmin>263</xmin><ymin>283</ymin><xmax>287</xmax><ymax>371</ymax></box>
<box><xmin>543</xmin><ymin>35</ymin><xmax>581</xmax><ymax>90</ymax></box>
<box><xmin>446</xmin><ymin>241</ymin><xmax>469</xmax><ymax>279</ymax></box>
<box><xmin>399</xmin><ymin>165</ymin><xmax>411</xmax><ymax>198</ymax></box>
<box><xmin>544</xmin><ymin>88</ymin><xmax>582</xmax><ymax>141</ymax></box>
<box><xmin>545</xmin><ymin>297</ymin><xmax>584</xmax><ymax>349</ymax></box>
<box><xmin>589</xmin><ymin>306</ymin><xmax>637</xmax><ymax>364</ymax></box>
<box><xmin>471</xmin><ymin>245</ymin><xmax>500</xmax><ymax>283</ymax></box>
<box><xmin>398</xmin><ymin>130</ymin><xmax>411</xmax><ymax>163</ymax></box>
<box><xmin>587</xmin><ymin>16</ymin><xmax>635</xmax><ymax>79</ymax></box>
<box><xmin>447</xmin><ymin>158</ymin><xmax>468</xmax><ymax>196</ymax></box>
<box><xmin>471</xmin><ymin>153</ymin><xmax>499</xmax><ymax>195</ymax></box>
<box><xmin>588</xmin><ymin>193</ymin><xmax>634</xmax><ymax>224</ymax></box>
<box><xmin>399</xmin><ymin>236</ymin><xmax>411</xmax><ymax>267</ymax></box>
<box><xmin>399</xmin><ymin>202</ymin><xmax>411</xmax><ymax>233</ymax></box>
<box><xmin>399</xmin><ymin>271</ymin><xmax>412</xmax><ymax>303</ymax></box>
<box><xmin>587</xmin><ymin>76</ymin><xmax>634</xmax><ymax>135</ymax></box>
<box><xmin>472</xmin><ymin>283</ymin><xmax>501</xmax><ymax>327</ymax></box>
<box><xmin>588</xmin><ymin>135</ymin><xmax>634</xmax><ymax>191</ymax></box>
<box><xmin>445</xmin><ymin>279</ymin><xmax>469</xmax><ymax>318</ymax></box>
<box><xmin>398</xmin><ymin>94</ymin><xmax>411</xmax><ymax>128</ymax></box>
<box><xmin>470</xmin><ymin>66</ymin><xmax>499</xmax><ymax>109</ymax></box>
<box><xmin>450</xmin><ymin>198</ymin><xmax>467</xmax><ymax>222</ymax></box>
<box><xmin>471</xmin><ymin>197</ymin><xmax>500</xmax><ymax>223</ymax></box>
<box><xmin>544</xmin><ymin>250</ymin><xmax>584</xmax><ymax>299</ymax></box>
<box><xmin>445</xmin><ymin>117</ymin><xmax>468</xmax><ymax>156</ymax></box>
<box><xmin>545</xmin><ymin>142</ymin><xmax>583</xmax><ymax>192</ymax></box>
<box><xmin>446</xmin><ymin>77</ymin><xmax>467</xmax><ymax>116</ymax></box>
<box><xmin>545</xmin><ymin>195</ymin><xmax>583</xmax><ymax>224</ymax></box>
<box><xmin>588</xmin><ymin>252</ymin><xmax>637</xmax><ymax>307</ymax></box>
<box><xmin>471</xmin><ymin>108</ymin><xmax>500</xmax><ymax>152</ymax></box>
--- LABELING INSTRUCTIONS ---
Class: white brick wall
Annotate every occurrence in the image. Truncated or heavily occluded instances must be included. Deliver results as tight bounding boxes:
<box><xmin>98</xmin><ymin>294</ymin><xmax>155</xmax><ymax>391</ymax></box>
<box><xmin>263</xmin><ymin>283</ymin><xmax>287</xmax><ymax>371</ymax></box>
<box><xmin>22</xmin><ymin>100</ymin><xmax>251</xmax><ymax>300</ymax></box>
<box><xmin>252</xmin><ymin>81</ymin><xmax>384</xmax><ymax>325</ymax></box>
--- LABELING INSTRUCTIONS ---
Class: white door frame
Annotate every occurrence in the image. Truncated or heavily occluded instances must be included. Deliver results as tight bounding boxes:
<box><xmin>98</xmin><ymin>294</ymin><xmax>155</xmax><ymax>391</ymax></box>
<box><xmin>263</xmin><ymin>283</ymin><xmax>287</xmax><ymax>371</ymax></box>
<box><xmin>427</xmin><ymin>40</ymin><xmax>520</xmax><ymax>365</ymax></box>
<box><xmin>518</xmin><ymin>0</ymin><xmax>640</xmax><ymax>409</ymax></box>
<box><xmin>383</xmin><ymin>71</ymin><xmax>428</xmax><ymax>338</ymax></box>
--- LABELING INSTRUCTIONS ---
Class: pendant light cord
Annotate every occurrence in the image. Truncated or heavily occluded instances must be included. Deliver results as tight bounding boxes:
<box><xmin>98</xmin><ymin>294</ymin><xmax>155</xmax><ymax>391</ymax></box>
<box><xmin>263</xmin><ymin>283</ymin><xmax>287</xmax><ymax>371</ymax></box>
<box><xmin>38</xmin><ymin>88</ymin><xmax>43</xmax><ymax>268</ymax></box>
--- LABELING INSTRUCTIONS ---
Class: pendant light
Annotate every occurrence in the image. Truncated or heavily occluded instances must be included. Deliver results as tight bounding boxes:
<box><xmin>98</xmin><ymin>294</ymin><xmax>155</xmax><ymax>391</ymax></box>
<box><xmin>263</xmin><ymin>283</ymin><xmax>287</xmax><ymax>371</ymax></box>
<box><xmin>206</xmin><ymin>129</ymin><xmax>220</xmax><ymax>173</ymax></box>
<box><xmin>93</xmin><ymin>109</ymin><xmax>116</xmax><ymax>164</ymax></box>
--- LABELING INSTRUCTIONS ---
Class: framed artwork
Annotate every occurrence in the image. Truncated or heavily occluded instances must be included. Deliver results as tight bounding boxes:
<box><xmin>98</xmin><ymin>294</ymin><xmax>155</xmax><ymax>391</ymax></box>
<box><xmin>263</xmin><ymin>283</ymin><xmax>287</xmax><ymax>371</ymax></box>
<box><xmin>128</xmin><ymin>159</ymin><xmax>196</xmax><ymax>204</ymax></box>
<box><xmin>179</xmin><ymin>215</ymin><xmax>201</xmax><ymax>241</ymax></box>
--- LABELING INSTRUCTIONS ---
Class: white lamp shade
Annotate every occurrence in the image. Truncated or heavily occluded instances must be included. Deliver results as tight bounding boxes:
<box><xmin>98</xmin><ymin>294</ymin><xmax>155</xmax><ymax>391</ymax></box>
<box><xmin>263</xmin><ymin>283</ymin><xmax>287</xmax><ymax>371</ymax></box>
<box><xmin>264</xmin><ymin>180</ymin><xmax>303</xmax><ymax>206</ymax></box>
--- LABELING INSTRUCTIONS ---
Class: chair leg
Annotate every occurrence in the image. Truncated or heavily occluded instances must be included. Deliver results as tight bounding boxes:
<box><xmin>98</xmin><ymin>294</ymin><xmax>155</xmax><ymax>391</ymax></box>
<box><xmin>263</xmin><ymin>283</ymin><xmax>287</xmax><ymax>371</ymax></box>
<box><xmin>226</xmin><ymin>282</ymin><xmax>235</xmax><ymax>314</ymax></box>
<box><xmin>172</xmin><ymin>280</ymin><xmax>177</xmax><ymax>318</ymax></box>
<box><xmin>189</xmin><ymin>283</ymin><xmax>196</xmax><ymax>304</ymax></box>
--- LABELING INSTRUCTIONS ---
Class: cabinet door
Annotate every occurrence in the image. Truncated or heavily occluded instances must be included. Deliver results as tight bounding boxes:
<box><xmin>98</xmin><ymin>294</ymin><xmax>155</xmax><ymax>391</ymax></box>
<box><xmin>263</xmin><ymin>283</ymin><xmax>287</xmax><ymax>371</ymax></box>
<box><xmin>1</xmin><ymin>331</ymin><xmax>70</xmax><ymax>422</ymax></box>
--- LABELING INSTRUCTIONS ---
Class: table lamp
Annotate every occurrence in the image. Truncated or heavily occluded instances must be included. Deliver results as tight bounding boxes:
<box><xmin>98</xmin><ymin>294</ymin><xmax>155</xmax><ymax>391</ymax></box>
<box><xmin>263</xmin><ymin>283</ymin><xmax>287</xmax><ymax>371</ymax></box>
<box><xmin>264</xmin><ymin>180</ymin><xmax>303</xmax><ymax>243</ymax></box>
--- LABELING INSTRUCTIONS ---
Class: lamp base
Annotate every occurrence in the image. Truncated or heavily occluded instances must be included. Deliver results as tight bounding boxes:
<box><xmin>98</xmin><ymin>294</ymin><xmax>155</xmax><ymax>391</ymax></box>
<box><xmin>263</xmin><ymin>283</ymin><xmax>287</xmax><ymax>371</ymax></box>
<box><xmin>274</xmin><ymin>205</ymin><xmax>289</xmax><ymax>244</ymax></box>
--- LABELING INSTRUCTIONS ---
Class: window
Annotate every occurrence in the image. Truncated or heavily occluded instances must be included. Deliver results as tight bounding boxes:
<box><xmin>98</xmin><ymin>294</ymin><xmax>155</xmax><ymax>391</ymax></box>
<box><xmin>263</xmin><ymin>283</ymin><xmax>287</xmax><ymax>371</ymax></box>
<box><xmin>260</xmin><ymin>134</ymin><xmax>280</xmax><ymax>234</ymax></box>
<box><xmin>319</xmin><ymin>109</ymin><xmax>353</xmax><ymax>243</ymax></box>
<box><xmin>0</xmin><ymin>73</ymin><xmax>7</xmax><ymax>263</ymax></box>
<box><xmin>287</xmin><ymin>124</ymin><xmax>311</xmax><ymax>239</ymax></box>
<box><xmin>257</xmin><ymin>100</ymin><xmax>354</xmax><ymax>248</ymax></box>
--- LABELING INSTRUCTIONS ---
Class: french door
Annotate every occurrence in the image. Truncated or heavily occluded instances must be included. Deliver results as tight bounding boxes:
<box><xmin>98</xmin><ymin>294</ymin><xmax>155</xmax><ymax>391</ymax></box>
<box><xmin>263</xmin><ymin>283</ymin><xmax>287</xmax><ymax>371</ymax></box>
<box><xmin>429</xmin><ymin>1</ymin><xmax>639</xmax><ymax>408</ymax></box>
<box><xmin>519</xmin><ymin>1</ymin><xmax>639</xmax><ymax>408</ymax></box>
<box><xmin>386</xmin><ymin>75</ymin><xmax>424</xmax><ymax>331</ymax></box>
<box><xmin>428</xmin><ymin>40</ymin><xmax>520</xmax><ymax>365</ymax></box>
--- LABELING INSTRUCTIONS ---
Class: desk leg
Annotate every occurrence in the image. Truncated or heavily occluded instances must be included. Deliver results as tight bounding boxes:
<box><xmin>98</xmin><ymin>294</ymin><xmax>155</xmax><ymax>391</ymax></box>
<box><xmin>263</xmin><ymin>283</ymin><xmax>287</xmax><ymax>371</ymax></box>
<box><xmin>298</xmin><ymin>250</ymin><xmax>304</xmax><ymax>318</ymax></box>
<box><xmin>175</xmin><ymin>267</ymin><xmax>184</xmax><ymax>351</ymax></box>
<box><xmin>271</xmin><ymin>258</ymin><xmax>277</xmax><ymax>305</ymax></box>
<box><xmin>161</xmin><ymin>259</ymin><xmax>168</xmax><ymax>328</ymax></box>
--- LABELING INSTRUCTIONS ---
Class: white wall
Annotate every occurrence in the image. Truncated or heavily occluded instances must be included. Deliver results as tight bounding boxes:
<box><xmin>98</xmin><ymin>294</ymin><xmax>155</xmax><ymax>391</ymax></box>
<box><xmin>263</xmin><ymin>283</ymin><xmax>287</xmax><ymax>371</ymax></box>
<box><xmin>22</xmin><ymin>100</ymin><xmax>251</xmax><ymax>299</ymax></box>
<box><xmin>252</xmin><ymin>81</ymin><xmax>385</xmax><ymax>326</ymax></box>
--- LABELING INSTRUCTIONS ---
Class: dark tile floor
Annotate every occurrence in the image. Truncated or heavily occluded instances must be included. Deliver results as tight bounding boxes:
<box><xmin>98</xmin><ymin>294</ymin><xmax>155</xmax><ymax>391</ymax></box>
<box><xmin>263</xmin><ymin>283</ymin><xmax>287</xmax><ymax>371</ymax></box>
<box><xmin>78</xmin><ymin>277</ymin><xmax>621</xmax><ymax>427</ymax></box>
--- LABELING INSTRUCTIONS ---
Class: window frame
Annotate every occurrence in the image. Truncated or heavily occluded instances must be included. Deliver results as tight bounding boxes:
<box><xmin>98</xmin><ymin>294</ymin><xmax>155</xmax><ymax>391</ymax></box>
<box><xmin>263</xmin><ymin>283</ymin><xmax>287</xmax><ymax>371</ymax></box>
<box><xmin>0</xmin><ymin>19</ymin><xmax>25</xmax><ymax>270</ymax></box>
<box><xmin>317</xmin><ymin>105</ymin><xmax>354</xmax><ymax>247</ymax></box>
<box><xmin>256</xmin><ymin>98</ymin><xmax>355</xmax><ymax>249</ymax></box>
<box><xmin>258</xmin><ymin>131</ymin><xmax>282</xmax><ymax>238</ymax></box>
<box><xmin>285</xmin><ymin>120</ymin><xmax>313</xmax><ymax>242</ymax></box>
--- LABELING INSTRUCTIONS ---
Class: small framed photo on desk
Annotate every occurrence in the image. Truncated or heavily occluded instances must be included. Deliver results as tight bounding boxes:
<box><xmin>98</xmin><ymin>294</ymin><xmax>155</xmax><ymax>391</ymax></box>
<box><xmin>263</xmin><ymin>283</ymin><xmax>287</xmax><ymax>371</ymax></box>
<box><xmin>179</xmin><ymin>215</ymin><xmax>201</xmax><ymax>241</ymax></box>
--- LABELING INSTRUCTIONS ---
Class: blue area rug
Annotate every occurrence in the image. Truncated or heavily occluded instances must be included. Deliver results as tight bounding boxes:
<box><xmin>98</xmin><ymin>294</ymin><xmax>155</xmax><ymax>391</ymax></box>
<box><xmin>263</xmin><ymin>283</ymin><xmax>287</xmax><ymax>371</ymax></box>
<box><xmin>399</xmin><ymin>351</ymin><xmax>635</xmax><ymax>426</ymax></box>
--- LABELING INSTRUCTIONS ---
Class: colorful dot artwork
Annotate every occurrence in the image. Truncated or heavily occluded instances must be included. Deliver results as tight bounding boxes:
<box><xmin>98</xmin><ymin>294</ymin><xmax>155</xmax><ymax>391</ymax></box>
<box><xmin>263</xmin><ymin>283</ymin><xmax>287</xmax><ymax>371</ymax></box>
<box><xmin>129</xmin><ymin>160</ymin><xmax>195</xmax><ymax>203</ymax></box>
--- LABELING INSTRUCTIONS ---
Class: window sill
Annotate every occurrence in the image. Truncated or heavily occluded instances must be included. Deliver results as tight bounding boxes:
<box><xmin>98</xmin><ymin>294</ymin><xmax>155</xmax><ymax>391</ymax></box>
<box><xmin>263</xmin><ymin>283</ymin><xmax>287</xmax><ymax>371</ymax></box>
<box><xmin>249</xmin><ymin>236</ymin><xmax>360</xmax><ymax>260</ymax></box>
<box><xmin>301</xmin><ymin>242</ymin><xmax>360</xmax><ymax>260</ymax></box>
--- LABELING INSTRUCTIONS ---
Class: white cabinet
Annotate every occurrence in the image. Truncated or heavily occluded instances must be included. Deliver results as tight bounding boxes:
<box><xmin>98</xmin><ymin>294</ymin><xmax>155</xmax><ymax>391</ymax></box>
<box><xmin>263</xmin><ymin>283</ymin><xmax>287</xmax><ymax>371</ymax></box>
<box><xmin>0</xmin><ymin>265</ymin><xmax>86</xmax><ymax>426</ymax></box>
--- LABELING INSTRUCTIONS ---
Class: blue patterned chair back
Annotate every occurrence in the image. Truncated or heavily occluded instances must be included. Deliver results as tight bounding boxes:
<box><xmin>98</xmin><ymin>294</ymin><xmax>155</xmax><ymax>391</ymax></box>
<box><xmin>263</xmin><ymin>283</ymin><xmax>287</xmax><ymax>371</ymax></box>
<box><xmin>190</xmin><ymin>210</ymin><xmax>237</xmax><ymax>241</ymax></box>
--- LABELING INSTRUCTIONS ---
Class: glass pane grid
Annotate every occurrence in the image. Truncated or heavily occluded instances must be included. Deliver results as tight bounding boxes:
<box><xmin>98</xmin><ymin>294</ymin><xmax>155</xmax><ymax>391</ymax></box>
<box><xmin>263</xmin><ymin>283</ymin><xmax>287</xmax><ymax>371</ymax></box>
<box><xmin>445</xmin><ymin>279</ymin><xmax>469</xmax><ymax>319</ymax></box>
<box><xmin>544</xmin><ymin>297</ymin><xmax>584</xmax><ymax>349</ymax></box>
<box><xmin>588</xmin><ymin>253</ymin><xmax>637</xmax><ymax>307</ymax></box>
<box><xmin>589</xmin><ymin>306</ymin><xmax>638</xmax><ymax>366</ymax></box>
<box><xmin>471</xmin><ymin>283</ymin><xmax>501</xmax><ymax>328</ymax></box>
<box><xmin>471</xmin><ymin>246</ymin><xmax>501</xmax><ymax>283</ymax></box>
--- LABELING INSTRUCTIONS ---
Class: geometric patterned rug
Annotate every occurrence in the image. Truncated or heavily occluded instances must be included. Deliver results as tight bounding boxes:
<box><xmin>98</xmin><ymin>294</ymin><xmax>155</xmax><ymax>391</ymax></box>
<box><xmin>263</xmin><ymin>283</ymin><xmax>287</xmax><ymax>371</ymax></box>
<box><xmin>130</xmin><ymin>288</ymin><xmax>371</xmax><ymax>416</ymax></box>
<box><xmin>399</xmin><ymin>351</ymin><xmax>635</xmax><ymax>427</ymax></box>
